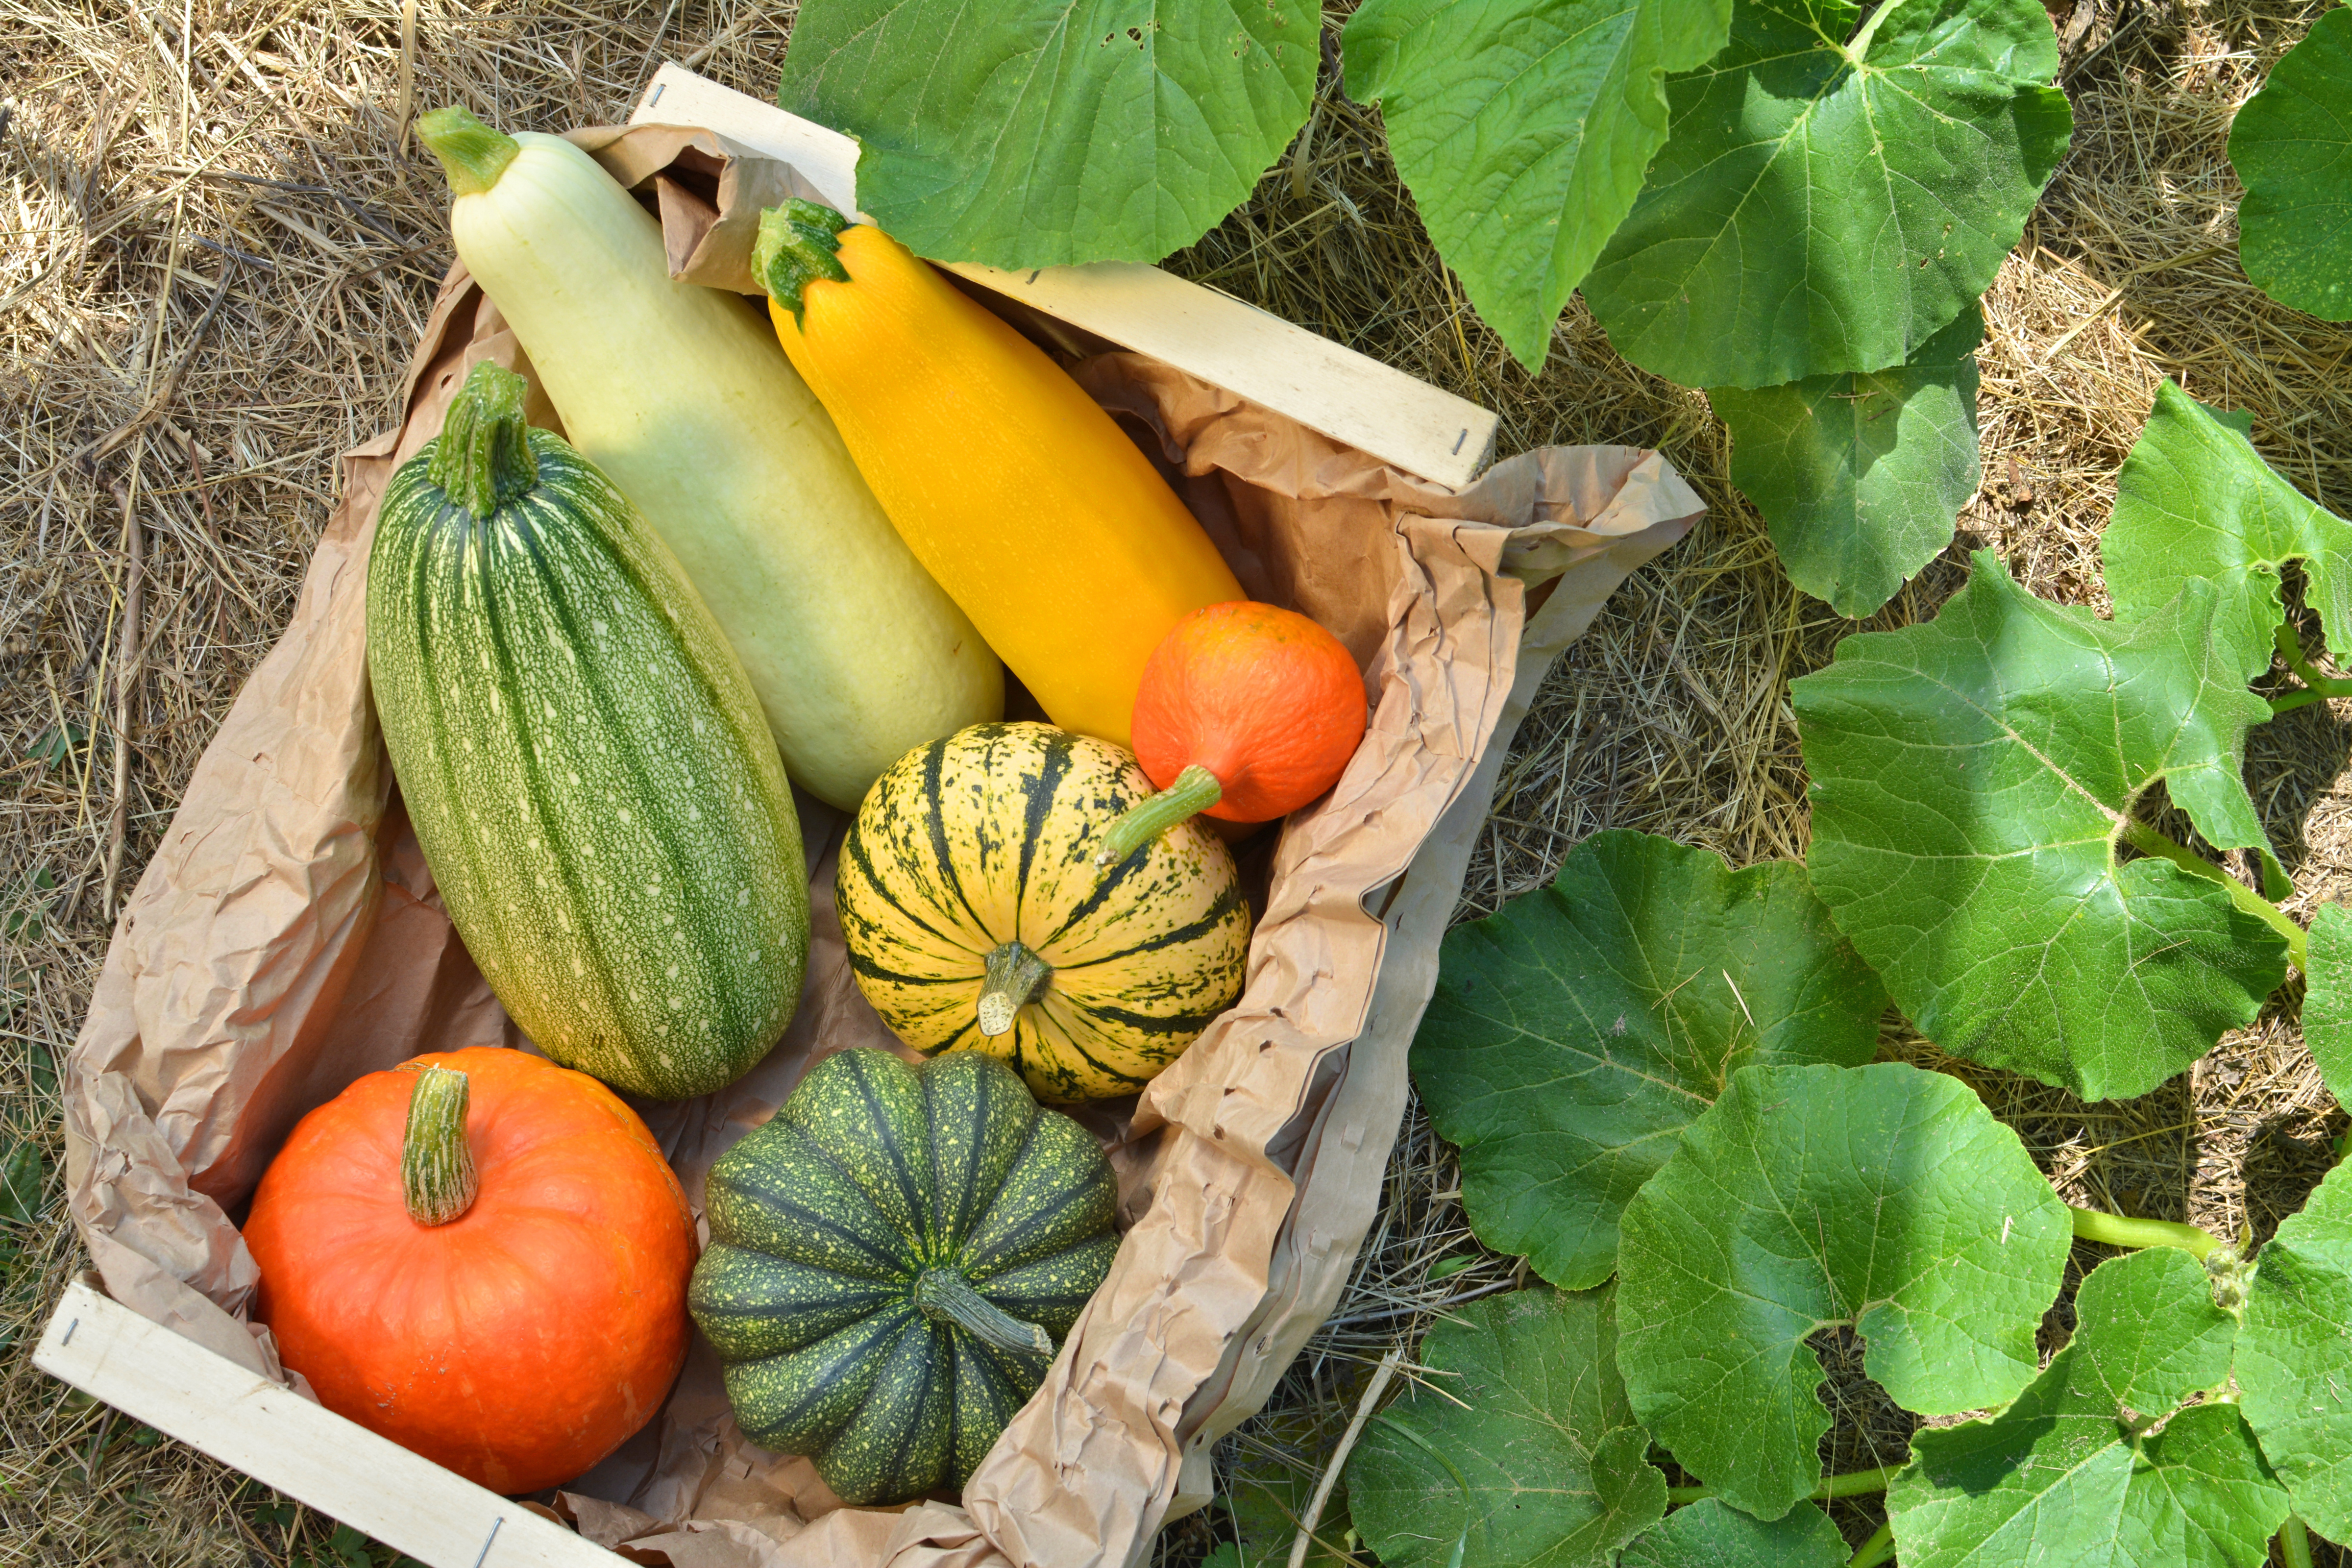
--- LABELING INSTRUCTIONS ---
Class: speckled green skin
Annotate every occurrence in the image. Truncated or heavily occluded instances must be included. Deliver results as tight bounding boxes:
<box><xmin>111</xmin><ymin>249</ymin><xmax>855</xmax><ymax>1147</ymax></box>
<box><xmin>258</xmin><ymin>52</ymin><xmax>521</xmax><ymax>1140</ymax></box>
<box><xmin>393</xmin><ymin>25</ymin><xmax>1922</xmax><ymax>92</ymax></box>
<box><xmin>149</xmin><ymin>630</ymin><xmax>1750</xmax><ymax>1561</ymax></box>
<box><xmin>367</xmin><ymin>420</ymin><xmax>809</xmax><ymax>1100</ymax></box>
<box><xmin>691</xmin><ymin>1047</ymin><xmax>1119</xmax><ymax>1504</ymax></box>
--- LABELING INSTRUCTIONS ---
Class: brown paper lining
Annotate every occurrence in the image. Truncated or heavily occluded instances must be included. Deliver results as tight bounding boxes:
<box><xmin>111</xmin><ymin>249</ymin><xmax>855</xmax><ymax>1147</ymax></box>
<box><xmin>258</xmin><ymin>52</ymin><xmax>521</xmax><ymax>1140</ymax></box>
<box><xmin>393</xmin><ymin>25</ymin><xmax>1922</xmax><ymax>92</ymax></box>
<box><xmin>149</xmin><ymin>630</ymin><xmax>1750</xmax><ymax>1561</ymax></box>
<box><xmin>61</xmin><ymin>124</ymin><xmax>1703</xmax><ymax>1568</ymax></box>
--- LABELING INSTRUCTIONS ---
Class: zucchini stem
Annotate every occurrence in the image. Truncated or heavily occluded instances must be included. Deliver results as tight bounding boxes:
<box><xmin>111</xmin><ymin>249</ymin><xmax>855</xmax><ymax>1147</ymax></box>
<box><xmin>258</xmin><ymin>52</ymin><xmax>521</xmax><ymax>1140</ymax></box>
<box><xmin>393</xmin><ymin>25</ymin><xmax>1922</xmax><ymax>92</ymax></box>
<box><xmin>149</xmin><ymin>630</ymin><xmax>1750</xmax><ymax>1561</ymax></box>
<box><xmin>977</xmin><ymin>940</ymin><xmax>1053</xmax><ymax>1037</ymax></box>
<box><xmin>752</xmin><ymin>199</ymin><xmax>852</xmax><ymax>326</ymax></box>
<box><xmin>401</xmin><ymin>1066</ymin><xmax>479</xmax><ymax>1226</ymax></box>
<box><xmin>2280</xmin><ymin>1514</ymin><xmax>2316</xmax><ymax>1568</ymax></box>
<box><xmin>428</xmin><ymin>363</ymin><xmax>539</xmax><ymax>520</ymax></box>
<box><xmin>1847</xmin><ymin>1521</ymin><xmax>1897</xmax><ymax>1568</ymax></box>
<box><xmin>914</xmin><ymin>1268</ymin><xmax>1053</xmax><ymax>1357</ymax></box>
<box><xmin>2271</xmin><ymin>623</ymin><xmax>2352</xmax><ymax>714</ymax></box>
<box><xmin>2067</xmin><ymin>1203</ymin><xmax>2222</xmax><ymax>1259</ymax></box>
<box><xmin>2120</xmin><ymin>820</ymin><xmax>2306</xmax><ymax>971</ymax></box>
<box><xmin>415</xmin><ymin>105</ymin><xmax>520</xmax><ymax>196</ymax></box>
<box><xmin>1093</xmin><ymin>764</ymin><xmax>1224</xmax><ymax>867</ymax></box>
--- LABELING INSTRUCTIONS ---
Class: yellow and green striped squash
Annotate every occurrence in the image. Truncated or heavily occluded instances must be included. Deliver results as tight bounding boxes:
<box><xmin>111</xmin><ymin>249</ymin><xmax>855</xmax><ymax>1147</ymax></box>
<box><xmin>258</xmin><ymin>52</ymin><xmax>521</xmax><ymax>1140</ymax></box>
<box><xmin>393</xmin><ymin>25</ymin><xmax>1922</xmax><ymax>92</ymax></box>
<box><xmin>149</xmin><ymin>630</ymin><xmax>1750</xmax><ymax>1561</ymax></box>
<box><xmin>836</xmin><ymin>722</ymin><xmax>1250</xmax><ymax>1101</ymax></box>
<box><xmin>367</xmin><ymin>362</ymin><xmax>809</xmax><ymax>1101</ymax></box>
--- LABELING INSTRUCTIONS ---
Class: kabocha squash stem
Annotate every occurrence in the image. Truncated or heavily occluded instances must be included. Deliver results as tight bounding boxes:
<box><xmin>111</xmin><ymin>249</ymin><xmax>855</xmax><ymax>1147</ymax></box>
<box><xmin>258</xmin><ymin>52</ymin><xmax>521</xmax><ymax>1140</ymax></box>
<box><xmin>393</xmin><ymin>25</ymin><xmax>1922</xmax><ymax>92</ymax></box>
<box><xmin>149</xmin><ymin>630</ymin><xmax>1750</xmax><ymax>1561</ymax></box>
<box><xmin>400</xmin><ymin>1067</ymin><xmax>478</xmax><ymax>1226</ymax></box>
<box><xmin>914</xmin><ymin>1268</ymin><xmax>1054</xmax><ymax>1357</ymax></box>
<box><xmin>1093</xmin><ymin>765</ymin><xmax>1224</xmax><ymax>867</ymax></box>
<box><xmin>753</xmin><ymin>202</ymin><xmax>1245</xmax><ymax>749</ymax></box>
<box><xmin>415</xmin><ymin>108</ymin><xmax>1000</xmax><ymax>809</ymax></box>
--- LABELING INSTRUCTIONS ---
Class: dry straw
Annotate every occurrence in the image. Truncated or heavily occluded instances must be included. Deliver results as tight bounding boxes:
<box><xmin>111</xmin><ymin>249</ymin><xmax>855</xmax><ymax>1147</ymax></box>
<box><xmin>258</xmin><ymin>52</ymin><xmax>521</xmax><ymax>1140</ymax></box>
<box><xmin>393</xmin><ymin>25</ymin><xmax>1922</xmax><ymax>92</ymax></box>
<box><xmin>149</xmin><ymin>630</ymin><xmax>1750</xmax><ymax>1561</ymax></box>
<box><xmin>2</xmin><ymin>1</ymin><xmax>2348</xmax><ymax>1564</ymax></box>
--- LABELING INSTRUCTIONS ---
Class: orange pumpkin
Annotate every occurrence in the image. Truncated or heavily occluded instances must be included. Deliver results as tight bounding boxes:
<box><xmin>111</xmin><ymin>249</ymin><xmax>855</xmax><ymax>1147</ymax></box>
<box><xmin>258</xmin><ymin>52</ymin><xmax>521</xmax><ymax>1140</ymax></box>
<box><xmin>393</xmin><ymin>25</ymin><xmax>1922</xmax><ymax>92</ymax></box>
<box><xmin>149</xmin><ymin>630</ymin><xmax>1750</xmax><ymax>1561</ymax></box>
<box><xmin>1093</xmin><ymin>602</ymin><xmax>1369</xmax><ymax>866</ymax></box>
<box><xmin>245</xmin><ymin>1048</ymin><xmax>695</xmax><ymax>1494</ymax></box>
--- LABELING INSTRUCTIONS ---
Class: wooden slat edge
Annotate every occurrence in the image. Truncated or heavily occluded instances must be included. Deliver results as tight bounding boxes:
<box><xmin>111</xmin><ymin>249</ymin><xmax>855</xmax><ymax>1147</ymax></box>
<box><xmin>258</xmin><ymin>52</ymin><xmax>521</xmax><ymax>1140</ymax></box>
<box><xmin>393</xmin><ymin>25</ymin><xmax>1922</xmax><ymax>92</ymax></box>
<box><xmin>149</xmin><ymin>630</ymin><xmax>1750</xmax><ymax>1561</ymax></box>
<box><xmin>630</xmin><ymin>64</ymin><xmax>1499</xmax><ymax>490</ymax></box>
<box><xmin>33</xmin><ymin>1280</ymin><xmax>617</xmax><ymax>1568</ymax></box>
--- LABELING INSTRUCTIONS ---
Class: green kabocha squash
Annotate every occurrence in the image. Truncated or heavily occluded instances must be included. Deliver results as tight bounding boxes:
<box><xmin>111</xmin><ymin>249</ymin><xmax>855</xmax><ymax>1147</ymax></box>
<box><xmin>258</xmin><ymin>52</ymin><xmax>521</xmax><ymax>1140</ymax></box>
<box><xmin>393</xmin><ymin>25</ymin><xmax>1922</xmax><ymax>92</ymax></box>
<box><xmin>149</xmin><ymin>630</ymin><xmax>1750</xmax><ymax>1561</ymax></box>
<box><xmin>835</xmin><ymin>721</ymin><xmax>1251</xmax><ymax>1102</ymax></box>
<box><xmin>367</xmin><ymin>361</ymin><xmax>809</xmax><ymax>1100</ymax></box>
<box><xmin>691</xmin><ymin>1047</ymin><xmax>1118</xmax><ymax>1504</ymax></box>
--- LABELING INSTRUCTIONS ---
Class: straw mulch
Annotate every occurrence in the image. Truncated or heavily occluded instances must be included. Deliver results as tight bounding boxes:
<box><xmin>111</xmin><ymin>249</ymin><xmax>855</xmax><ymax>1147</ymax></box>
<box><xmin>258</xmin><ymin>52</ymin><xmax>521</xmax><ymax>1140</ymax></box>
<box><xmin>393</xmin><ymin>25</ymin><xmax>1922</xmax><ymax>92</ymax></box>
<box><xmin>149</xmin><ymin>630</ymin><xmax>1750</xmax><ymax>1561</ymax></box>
<box><xmin>3</xmin><ymin>1</ymin><xmax>2347</xmax><ymax>1564</ymax></box>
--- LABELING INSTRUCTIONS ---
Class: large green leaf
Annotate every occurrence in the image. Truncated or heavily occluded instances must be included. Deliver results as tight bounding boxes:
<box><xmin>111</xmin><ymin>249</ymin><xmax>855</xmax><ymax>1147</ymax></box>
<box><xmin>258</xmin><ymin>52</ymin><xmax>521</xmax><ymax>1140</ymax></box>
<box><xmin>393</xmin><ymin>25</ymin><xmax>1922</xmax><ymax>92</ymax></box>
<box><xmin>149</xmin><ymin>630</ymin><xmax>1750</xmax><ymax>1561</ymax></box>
<box><xmin>777</xmin><ymin>0</ymin><xmax>1318</xmax><ymax>268</ymax></box>
<box><xmin>1616</xmin><ymin>1061</ymin><xmax>2070</xmax><ymax>1521</ymax></box>
<box><xmin>2236</xmin><ymin>1161</ymin><xmax>2352</xmax><ymax>1541</ymax></box>
<box><xmin>1794</xmin><ymin>551</ymin><xmax>2290</xmax><ymax>1103</ymax></box>
<box><xmin>1582</xmin><ymin>0</ymin><xmax>2072</xmax><ymax>389</ymax></box>
<box><xmin>1619</xmin><ymin>1499</ymin><xmax>1847</xmax><ymax>1568</ymax></box>
<box><xmin>2105</xmin><ymin>381</ymin><xmax>2352</xmax><ymax>686</ymax></box>
<box><xmin>2305</xmin><ymin>903</ymin><xmax>2352</xmax><ymax>1110</ymax></box>
<box><xmin>1890</xmin><ymin>1247</ymin><xmax>2288</xmax><ymax>1568</ymax></box>
<box><xmin>2229</xmin><ymin>7</ymin><xmax>2352</xmax><ymax>321</ymax></box>
<box><xmin>1341</xmin><ymin>0</ymin><xmax>1732</xmax><ymax>373</ymax></box>
<box><xmin>1709</xmin><ymin>303</ymin><xmax>1984</xmax><ymax>618</ymax></box>
<box><xmin>1412</xmin><ymin>831</ymin><xmax>1883</xmax><ymax>1291</ymax></box>
<box><xmin>1348</xmin><ymin>1286</ymin><xmax>1666</xmax><ymax>1568</ymax></box>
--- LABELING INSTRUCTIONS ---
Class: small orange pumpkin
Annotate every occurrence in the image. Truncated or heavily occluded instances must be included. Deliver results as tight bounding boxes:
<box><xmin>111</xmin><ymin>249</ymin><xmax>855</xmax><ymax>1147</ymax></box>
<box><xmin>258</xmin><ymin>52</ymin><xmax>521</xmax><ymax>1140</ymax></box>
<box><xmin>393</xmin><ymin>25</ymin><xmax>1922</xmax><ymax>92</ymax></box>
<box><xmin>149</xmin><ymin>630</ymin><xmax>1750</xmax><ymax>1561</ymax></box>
<box><xmin>245</xmin><ymin>1047</ymin><xmax>695</xmax><ymax>1494</ymax></box>
<box><xmin>1096</xmin><ymin>602</ymin><xmax>1367</xmax><ymax>864</ymax></box>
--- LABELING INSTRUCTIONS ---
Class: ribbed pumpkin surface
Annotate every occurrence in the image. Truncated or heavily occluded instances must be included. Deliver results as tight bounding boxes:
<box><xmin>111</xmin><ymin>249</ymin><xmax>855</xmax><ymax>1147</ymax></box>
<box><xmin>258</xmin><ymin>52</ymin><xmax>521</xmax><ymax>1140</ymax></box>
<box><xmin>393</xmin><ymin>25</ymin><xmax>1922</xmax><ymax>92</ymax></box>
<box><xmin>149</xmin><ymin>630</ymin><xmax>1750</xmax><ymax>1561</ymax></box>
<box><xmin>368</xmin><ymin>422</ymin><xmax>809</xmax><ymax>1100</ymax></box>
<box><xmin>691</xmin><ymin>1048</ymin><xmax>1118</xmax><ymax>1505</ymax></box>
<box><xmin>836</xmin><ymin>722</ymin><xmax>1250</xmax><ymax>1101</ymax></box>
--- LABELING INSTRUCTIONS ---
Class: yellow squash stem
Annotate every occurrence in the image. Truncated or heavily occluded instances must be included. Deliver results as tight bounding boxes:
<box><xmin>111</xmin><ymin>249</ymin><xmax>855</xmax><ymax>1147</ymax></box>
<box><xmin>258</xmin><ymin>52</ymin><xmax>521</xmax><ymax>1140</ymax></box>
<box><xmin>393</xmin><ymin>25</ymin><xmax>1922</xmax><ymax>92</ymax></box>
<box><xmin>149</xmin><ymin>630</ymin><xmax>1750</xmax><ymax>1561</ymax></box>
<box><xmin>1092</xmin><ymin>765</ymin><xmax>1224</xmax><ymax>867</ymax></box>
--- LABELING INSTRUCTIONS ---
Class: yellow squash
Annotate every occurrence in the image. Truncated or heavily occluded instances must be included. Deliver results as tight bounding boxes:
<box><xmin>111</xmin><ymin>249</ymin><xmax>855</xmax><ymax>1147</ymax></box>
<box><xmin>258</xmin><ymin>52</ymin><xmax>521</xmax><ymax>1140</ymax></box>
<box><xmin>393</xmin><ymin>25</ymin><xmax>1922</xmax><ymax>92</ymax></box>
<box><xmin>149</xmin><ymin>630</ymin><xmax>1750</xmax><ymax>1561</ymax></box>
<box><xmin>836</xmin><ymin>723</ymin><xmax>1250</xmax><ymax>1102</ymax></box>
<box><xmin>752</xmin><ymin>201</ymin><xmax>1245</xmax><ymax>750</ymax></box>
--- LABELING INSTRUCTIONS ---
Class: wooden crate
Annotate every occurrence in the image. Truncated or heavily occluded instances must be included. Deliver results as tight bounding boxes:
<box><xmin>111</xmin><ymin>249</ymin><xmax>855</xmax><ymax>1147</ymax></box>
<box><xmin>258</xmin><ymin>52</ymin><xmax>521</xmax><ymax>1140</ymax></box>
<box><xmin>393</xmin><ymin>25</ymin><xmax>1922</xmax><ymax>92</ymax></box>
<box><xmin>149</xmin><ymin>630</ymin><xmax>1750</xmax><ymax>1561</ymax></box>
<box><xmin>34</xmin><ymin>67</ymin><xmax>1507</xmax><ymax>1568</ymax></box>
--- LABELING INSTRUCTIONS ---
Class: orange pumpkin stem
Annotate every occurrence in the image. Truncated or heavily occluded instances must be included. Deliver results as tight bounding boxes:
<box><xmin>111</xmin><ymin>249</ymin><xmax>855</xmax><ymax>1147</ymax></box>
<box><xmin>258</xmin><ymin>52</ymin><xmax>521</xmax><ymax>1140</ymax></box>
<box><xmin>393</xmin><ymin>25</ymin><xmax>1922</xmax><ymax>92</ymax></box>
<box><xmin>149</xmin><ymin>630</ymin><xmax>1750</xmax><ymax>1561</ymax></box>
<box><xmin>1092</xmin><ymin>764</ymin><xmax>1225</xmax><ymax>867</ymax></box>
<box><xmin>400</xmin><ymin>1066</ymin><xmax>479</xmax><ymax>1226</ymax></box>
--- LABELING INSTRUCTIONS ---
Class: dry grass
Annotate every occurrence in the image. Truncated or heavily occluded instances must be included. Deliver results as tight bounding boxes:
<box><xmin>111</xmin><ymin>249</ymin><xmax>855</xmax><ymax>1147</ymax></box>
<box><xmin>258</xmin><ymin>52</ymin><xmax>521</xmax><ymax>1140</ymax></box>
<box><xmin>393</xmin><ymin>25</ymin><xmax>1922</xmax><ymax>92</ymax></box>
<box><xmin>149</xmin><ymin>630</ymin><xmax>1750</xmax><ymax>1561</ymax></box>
<box><xmin>2</xmin><ymin>0</ymin><xmax>2348</xmax><ymax>1564</ymax></box>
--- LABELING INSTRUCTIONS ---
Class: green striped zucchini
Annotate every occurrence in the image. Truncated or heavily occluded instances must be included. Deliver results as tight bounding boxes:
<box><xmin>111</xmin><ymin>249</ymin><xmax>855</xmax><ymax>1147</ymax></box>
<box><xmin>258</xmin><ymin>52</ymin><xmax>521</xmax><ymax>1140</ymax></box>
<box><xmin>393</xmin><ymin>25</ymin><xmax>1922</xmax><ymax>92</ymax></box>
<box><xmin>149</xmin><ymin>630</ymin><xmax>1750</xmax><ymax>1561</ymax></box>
<box><xmin>834</xmin><ymin>722</ymin><xmax>1251</xmax><ymax>1102</ymax></box>
<box><xmin>691</xmin><ymin>1047</ymin><xmax>1118</xmax><ymax>1504</ymax></box>
<box><xmin>366</xmin><ymin>362</ymin><xmax>809</xmax><ymax>1100</ymax></box>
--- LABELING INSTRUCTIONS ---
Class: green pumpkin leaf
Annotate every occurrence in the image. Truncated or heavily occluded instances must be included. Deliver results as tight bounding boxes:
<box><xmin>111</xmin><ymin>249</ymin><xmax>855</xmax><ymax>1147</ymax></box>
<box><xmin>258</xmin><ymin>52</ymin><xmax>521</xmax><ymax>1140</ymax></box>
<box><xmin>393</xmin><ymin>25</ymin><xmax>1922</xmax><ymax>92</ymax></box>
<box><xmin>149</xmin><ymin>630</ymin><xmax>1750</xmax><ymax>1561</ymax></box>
<box><xmin>2305</xmin><ymin>903</ymin><xmax>2352</xmax><ymax>1111</ymax></box>
<box><xmin>1582</xmin><ymin>0</ymin><xmax>2072</xmax><ymax>389</ymax></box>
<box><xmin>1709</xmin><ymin>303</ymin><xmax>1984</xmax><ymax>618</ymax></box>
<box><xmin>777</xmin><ymin>0</ymin><xmax>1318</xmax><ymax>268</ymax></box>
<box><xmin>1340</xmin><ymin>0</ymin><xmax>1733</xmax><ymax>373</ymax></box>
<box><xmin>2105</xmin><ymin>381</ymin><xmax>2352</xmax><ymax>688</ymax></box>
<box><xmin>1619</xmin><ymin>1499</ymin><xmax>1848</xmax><ymax>1568</ymax></box>
<box><xmin>2229</xmin><ymin>8</ymin><xmax>2352</xmax><ymax>321</ymax></box>
<box><xmin>1412</xmin><ymin>830</ymin><xmax>1883</xmax><ymax>1291</ymax></box>
<box><xmin>2235</xmin><ymin>1161</ymin><xmax>2352</xmax><ymax>1541</ymax></box>
<box><xmin>1348</xmin><ymin>1285</ymin><xmax>1667</xmax><ymax>1568</ymax></box>
<box><xmin>1617</xmin><ymin>1061</ymin><xmax>2070</xmax><ymax>1520</ymax></box>
<box><xmin>1794</xmin><ymin>551</ymin><xmax>2290</xmax><ymax>1103</ymax></box>
<box><xmin>1890</xmin><ymin>1246</ymin><xmax>2288</xmax><ymax>1568</ymax></box>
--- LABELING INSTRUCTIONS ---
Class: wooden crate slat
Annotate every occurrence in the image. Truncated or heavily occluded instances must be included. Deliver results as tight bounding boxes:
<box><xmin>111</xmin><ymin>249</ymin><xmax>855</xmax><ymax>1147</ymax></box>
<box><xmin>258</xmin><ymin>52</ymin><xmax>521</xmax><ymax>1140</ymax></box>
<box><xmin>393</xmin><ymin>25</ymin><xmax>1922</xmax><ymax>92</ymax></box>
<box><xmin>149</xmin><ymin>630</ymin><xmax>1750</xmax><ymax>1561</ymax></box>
<box><xmin>33</xmin><ymin>1279</ymin><xmax>618</xmax><ymax>1567</ymax></box>
<box><xmin>632</xmin><ymin>64</ymin><xmax>1500</xmax><ymax>490</ymax></box>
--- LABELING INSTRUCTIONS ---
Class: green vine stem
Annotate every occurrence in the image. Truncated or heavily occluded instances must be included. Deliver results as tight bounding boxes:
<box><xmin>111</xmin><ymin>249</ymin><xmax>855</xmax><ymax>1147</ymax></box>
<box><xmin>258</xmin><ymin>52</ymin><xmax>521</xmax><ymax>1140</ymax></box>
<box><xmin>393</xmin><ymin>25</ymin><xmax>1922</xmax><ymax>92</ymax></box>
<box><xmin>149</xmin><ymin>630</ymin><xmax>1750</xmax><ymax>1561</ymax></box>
<box><xmin>428</xmin><ymin>362</ymin><xmax>539</xmax><ymax>520</ymax></box>
<box><xmin>401</xmin><ymin>1066</ymin><xmax>479</xmax><ymax>1226</ymax></box>
<box><xmin>976</xmin><ymin>940</ymin><xmax>1053</xmax><ymax>1037</ymax></box>
<box><xmin>1092</xmin><ymin>764</ymin><xmax>1224</xmax><ymax>867</ymax></box>
<box><xmin>2120</xmin><ymin>820</ymin><xmax>2307</xmax><ymax>972</ymax></box>
<box><xmin>2068</xmin><ymin>1203</ymin><xmax>2222</xmax><ymax>1260</ymax></box>
<box><xmin>914</xmin><ymin>1268</ymin><xmax>1053</xmax><ymax>1357</ymax></box>
<box><xmin>1847</xmin><ymin>1520</ymin><xmax>1897</xmax><ymax>1568</ymax></box>
<box><xmin>2270</xmin><ymin>623</ymin><xmax>2352</xmax><ymax>715</ymax></box>
<box><xmin>415</xmin><ymin>104</ymin><xmax>520</xmax><ymax>196</ymax></box>
<box><xmin>1666</xmin><ymin>1464</ymin><xmax>1896</xmax><ymax>1507</ymax></box>
<box><xmin>2280</xmin><ymin>1513</ymin><xmax>2316</xmax><ymax>1568</ymax></box>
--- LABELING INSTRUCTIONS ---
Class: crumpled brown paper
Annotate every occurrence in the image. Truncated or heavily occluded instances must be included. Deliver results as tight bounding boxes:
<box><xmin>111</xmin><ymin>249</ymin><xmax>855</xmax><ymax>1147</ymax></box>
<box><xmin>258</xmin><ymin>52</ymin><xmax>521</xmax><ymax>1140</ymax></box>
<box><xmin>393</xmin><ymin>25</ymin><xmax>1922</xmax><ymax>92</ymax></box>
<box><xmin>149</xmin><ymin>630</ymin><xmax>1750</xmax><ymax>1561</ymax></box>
<box><xmin>61</xmin><ymin>124</ymin><xmax>1704</xmax><ymax>1568</ymax></box>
